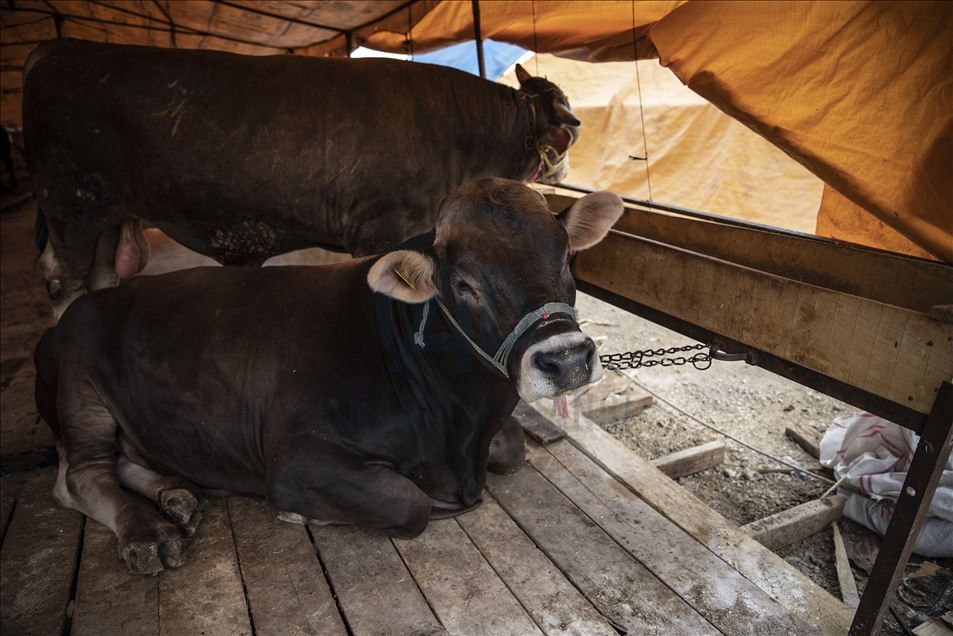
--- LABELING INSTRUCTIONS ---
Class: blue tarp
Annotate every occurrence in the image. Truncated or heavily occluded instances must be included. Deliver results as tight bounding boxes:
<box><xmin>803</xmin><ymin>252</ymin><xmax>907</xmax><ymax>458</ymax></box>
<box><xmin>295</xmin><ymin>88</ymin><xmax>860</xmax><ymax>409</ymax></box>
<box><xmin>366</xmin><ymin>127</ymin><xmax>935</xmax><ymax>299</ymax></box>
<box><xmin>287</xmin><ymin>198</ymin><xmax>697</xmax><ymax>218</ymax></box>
<box><xmin>413</xmin><ymin>40</ymin><xmax>527</xmax><ymax>81</ymax></box>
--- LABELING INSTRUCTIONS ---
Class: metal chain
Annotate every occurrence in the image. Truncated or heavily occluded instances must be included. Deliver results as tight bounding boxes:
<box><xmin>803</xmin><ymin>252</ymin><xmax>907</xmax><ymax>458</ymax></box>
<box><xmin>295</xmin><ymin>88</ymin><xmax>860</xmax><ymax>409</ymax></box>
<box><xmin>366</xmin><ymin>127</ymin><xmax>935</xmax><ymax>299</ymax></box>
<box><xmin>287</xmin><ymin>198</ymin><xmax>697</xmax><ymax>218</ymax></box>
<box><xmin>599</xmin><ymin>343</ymin><xmax>712</xmax><ymax>371</ymax></box>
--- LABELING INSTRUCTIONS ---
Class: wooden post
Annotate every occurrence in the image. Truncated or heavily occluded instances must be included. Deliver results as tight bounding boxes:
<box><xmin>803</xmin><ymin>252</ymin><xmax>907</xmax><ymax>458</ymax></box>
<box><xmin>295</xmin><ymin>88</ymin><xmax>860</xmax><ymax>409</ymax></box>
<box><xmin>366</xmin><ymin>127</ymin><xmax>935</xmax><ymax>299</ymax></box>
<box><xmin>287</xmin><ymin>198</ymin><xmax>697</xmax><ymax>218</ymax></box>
<box><xmin>849</xmin><ymin>382</ymin><xmax>953</xmax><ymax>635</ymax></box>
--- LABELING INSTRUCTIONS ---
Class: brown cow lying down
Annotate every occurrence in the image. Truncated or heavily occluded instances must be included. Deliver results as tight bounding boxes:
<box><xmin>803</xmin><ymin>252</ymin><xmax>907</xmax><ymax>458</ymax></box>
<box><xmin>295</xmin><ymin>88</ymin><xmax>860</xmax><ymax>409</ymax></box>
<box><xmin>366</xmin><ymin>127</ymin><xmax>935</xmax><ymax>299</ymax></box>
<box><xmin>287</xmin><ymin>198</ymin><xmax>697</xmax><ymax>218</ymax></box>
<box><xmin>25</xmin><ymin>39</ymin><xmax>581</xmax><ymax>318</ymax></box>
<box><xmin>34</xmin><ymin>179</ymin><xmax>622</xmax><ymax>574</ymax></box>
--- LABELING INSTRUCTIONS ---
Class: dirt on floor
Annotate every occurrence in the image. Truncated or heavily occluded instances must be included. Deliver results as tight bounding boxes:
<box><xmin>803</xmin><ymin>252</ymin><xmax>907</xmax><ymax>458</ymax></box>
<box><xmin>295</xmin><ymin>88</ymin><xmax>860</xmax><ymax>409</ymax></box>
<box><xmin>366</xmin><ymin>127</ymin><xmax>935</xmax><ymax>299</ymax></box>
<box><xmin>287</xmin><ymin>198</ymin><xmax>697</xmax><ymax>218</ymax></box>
<box><xmin>574</xmin><ymin>292</ymin><xmax>952</xmax><ymax>634</ymax></box>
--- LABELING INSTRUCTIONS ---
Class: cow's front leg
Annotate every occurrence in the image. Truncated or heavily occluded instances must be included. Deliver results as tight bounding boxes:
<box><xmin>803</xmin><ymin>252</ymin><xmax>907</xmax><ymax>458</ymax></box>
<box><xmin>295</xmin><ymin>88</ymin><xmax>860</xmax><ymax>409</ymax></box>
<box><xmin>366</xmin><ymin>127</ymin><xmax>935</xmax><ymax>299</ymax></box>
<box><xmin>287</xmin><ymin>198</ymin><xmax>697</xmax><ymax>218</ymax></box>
<box><xmin>488</xmin><ymin>416</ymin><xmax>526</xmax><ymax>474</ymax></box>
<box><xmin>116</xmin><ymin>454</ymin><xmax>206</xmax><ymax>536</ymax></box>
<box><xmin>267</xmin><ymin>451</ymin><xmax>432</xmax><ymax>539</ymax></box>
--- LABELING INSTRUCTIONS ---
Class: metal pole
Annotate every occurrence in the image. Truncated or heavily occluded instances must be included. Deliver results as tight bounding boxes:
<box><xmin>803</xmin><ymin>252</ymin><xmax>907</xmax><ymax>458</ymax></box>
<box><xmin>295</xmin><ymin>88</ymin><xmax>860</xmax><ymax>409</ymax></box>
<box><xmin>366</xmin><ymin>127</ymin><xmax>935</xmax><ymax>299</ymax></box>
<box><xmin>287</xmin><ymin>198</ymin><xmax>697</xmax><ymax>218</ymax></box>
<box><xmin>471</xmin><ymin>0</ymin><xmax>486</xmax><ymax>78</ymax></box>
<box><xmin>848</xmin><ymin>381</ymin><xmax>953</xmax><ymax>634</ymax></box>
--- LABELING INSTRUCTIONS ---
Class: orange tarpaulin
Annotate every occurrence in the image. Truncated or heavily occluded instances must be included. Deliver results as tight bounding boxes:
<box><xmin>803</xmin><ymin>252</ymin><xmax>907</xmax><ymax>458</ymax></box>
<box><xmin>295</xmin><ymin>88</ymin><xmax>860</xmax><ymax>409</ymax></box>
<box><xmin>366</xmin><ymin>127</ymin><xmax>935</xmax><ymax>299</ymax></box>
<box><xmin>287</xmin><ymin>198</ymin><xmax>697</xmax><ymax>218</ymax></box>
<box><xmin>499</xmin><ymin>55</ymin><xmax>825</xmax><ymax>232</ymax></box>
<box><xmin>1</xmin><ymin>1</ymin><xmax>950</xmax><ymax>260</ymax></box>
<box><xmin>370</xmin><ymin>1</ymin><xmax>953</xmax><ymax>261</ymax></box>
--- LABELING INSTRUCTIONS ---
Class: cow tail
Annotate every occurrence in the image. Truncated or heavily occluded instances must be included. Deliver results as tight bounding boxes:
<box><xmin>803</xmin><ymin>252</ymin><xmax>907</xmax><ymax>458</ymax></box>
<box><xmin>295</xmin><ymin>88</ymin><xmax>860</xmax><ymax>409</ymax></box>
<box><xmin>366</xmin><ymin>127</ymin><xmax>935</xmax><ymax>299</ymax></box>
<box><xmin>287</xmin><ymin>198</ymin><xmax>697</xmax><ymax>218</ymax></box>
<box><xmin>33</xmin><ymin>327</ymin><xmax>61</xmax><ymax>439</ymax></box>
<box><xmin>35</xmin><ymin>204</ymin><xmax>48</xmax><ymax>252</ymax></box>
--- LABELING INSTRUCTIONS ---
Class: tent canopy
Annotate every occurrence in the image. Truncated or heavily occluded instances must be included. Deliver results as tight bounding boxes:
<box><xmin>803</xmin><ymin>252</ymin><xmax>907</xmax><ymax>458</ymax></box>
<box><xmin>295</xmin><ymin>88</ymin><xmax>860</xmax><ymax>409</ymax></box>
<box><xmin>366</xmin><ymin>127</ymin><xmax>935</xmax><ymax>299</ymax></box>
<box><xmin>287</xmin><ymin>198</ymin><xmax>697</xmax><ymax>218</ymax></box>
<box><xmin>1</xmin><ymin>1</ymin><xmax>950</xmax><ymax>261</ymax></box>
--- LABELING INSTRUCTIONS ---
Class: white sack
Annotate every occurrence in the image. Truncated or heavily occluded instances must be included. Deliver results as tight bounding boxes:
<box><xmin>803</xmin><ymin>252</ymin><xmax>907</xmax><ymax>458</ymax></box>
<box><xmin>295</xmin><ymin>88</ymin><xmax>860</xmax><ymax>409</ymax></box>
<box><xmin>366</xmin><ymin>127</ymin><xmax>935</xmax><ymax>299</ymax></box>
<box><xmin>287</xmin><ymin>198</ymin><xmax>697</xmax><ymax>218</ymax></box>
<box><xmin>819</xmin><ymin>412</ymin><xmax>953</xmax><ymax>558</ymax></box>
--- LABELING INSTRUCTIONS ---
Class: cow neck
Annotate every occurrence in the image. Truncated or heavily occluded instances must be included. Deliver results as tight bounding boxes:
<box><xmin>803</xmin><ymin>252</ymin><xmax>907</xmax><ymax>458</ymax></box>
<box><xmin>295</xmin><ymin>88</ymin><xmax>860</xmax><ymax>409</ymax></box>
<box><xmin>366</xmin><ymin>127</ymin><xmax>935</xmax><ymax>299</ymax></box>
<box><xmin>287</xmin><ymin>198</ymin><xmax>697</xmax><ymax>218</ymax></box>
<box><xmin>515</xmin><ymin>92</ymin><xmax>545</xmax><ymax>181</ymax></box>
<box><xmin>373</xmin><ymin>292</ymin><xmax>517</xmax><ymax>505</ymax></box>
<box><xmin>374</xmin><ymin>291</ymin><xmax>515</xmax><ymax>408</ymax></box>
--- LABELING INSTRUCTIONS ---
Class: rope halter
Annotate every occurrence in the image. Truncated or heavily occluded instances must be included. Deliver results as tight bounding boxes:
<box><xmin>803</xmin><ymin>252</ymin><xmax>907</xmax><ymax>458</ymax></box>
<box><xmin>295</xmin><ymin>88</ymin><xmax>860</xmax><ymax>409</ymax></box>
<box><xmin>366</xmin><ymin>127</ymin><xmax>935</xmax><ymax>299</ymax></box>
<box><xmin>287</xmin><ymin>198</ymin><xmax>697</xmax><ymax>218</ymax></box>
<box><xmin>413</xmin><ymin>298</ymin><xmax>577</xmax><ymax>378</ymax></box>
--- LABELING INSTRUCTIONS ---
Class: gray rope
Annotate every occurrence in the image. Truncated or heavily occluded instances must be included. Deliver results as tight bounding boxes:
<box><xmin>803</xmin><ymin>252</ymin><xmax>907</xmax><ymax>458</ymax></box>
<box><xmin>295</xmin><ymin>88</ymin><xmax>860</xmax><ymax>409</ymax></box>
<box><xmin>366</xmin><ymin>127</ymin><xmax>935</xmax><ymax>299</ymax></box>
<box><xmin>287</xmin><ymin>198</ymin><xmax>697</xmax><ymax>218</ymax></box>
<box><xmin>628</xmin><ymin>376</ymin><xmax>836</xmax><ymax>483</ymax></box>
<box><xmin>414</xmin><ymin>298</ymin><xmax>577</xmax><ymax>378</ymax></box>
<box><xmin>493</xmin><ymin>302</ymin><xmax>576</xmax><ymax>370</ymax></box>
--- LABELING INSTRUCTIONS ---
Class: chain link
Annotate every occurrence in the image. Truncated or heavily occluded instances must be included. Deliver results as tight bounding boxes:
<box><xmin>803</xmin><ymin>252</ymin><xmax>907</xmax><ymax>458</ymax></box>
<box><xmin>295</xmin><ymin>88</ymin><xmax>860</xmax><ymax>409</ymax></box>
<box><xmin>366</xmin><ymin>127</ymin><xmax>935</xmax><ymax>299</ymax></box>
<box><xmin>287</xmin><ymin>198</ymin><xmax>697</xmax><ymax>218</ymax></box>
<box><xmin>599</xmin><ymin>343</ymin><xmax>712</xmax><ymax>371</ymax></box>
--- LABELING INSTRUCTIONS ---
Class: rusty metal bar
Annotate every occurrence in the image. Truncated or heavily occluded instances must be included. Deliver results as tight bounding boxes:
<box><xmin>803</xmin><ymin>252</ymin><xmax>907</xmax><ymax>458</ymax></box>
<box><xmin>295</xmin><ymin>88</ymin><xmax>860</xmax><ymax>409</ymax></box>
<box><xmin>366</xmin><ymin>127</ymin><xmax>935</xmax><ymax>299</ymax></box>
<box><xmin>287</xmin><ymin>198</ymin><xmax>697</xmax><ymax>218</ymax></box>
<box><xmin>471</xmin><ymin>0</ymin><xmax>486</xmax><ymax>78</ymax></box>
<box><xmin>848</xmin><ymin>382</ymin><xmax>953</xmax><ymax>634</ymax></box>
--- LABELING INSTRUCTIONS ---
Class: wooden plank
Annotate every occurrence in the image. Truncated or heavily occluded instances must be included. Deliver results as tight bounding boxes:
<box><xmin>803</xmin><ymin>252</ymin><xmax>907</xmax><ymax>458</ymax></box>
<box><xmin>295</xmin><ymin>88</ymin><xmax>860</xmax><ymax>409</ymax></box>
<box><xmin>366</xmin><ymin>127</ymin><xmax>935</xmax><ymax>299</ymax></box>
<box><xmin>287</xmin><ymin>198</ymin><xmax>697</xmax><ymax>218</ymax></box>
<box><xmin>531</xmin><ymin>442</ymin><xmax>814</xmax><ymax>635</ymax></box>
<box><xmin>583</xmin><ymin>393</ymin><xmax>653</xmax><ymax>424</ymax></box>
<box><xmin>651</xmin><ymin>440</ymin><xmax>726</xmax><ymax>479</ymax></box>
<box><xmin>742</xmin><ymin>496</ymin><xmax>846</xmax><ymax>550</ymax></box>
<box><xmin>536</xmin><ymin>400</ymin><xmax>855</xmax><ymax>633</ymax></box>
<box><xmin>832</xmin><ymin>522</ymin><xmax>860</xmax><ymax>608</ymax></box>
<box><xmin>71</xmin><ymin>520</ymin><xmax>159</xmax><ymax>636</ymax></box>
<box><xmin>545</xmin><ymin>190</ymin><xmax>953</xmax><ymax>314</ymax></box>
<box><xmin>158</xmin><ymin>498</ymin><xmax>252</xmax><ymax>635</ymax></box>
<box><xmin>513</xmin><ymin>400</ymin><xmax>564</xmax><ymax>445</ymax></box>
<box><xmin>0</xmin><ymin>367</ymin><xmax>42</xmax><ymax>460</ymax></box>
<box><xmin>573</xmin><ymin>228</ymin><xmax>953</xmax><ymax>415</ymax></box>
<box><xmin>454</xmin><ymin>500</ymin><xmax>618</xmax><ymax>636</ymax></box>
<box><xmin>310</xmin><ymin>524</ymin><xmax>444</xmax><ymax>636</ymax></box>
<box><xmin>785</xmin><ymin>423</ymin><xmax>822</xmax><ymax>459</ymax></box>
<box><xmin>487</xmin><ymin>465</ymin><xmax>719</xmax><ymax>635</ymax></box>
<box><xmin>395</xmin><ymin>518</ymin><xmax>543</xmax><ymax>636</ymax></box>
<box><xmin>0</xmin><ymin>469</ymin><xmax>83</xmax><ymax>636</ymax></box>
<box><xmin>0</xmin><ymin>473</ymin><xmax>24</xmax><ymax>546</ymax></box>
<box><xmin>574</xmin><ymin>369</ymin><xmax>654</xmax><ymax>424</ymax></box>
<box><xmin>228</xmin><ymin>497</ymin><xmax>346</xmax><ymax>636</ymax></box>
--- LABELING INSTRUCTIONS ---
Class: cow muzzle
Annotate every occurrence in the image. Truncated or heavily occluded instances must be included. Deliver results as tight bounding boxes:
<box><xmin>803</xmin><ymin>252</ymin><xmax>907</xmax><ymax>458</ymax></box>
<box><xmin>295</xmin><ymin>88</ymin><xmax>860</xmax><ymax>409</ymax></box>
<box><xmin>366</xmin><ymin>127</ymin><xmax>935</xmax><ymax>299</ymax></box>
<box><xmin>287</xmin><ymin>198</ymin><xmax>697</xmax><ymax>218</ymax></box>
<box><xmin>518</xmin><ymin>331</ymin><xmax>603</xmax><ymax>402</ymax></box>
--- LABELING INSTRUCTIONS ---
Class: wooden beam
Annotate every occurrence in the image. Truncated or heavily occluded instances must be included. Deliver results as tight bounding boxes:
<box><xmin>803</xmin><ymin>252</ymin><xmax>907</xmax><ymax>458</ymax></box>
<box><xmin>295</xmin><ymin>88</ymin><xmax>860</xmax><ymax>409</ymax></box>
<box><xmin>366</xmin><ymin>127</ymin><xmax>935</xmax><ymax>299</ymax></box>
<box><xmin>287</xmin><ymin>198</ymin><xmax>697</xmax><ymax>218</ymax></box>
<box><xmin>832</xmin><ymin>522</ymin><xmax>860</xmax><ymax>608</ymax></box>
<box><xmin>573</xmin><ymin>228</ymin><xmax>953</xmax><ymax>416</ymax></box>
<box><xmin>513</xmin><ymin>400</ymin><xmax>565</xmax><ymax>445</ymax></box>
<box><xmin>575</xmin><ymin>369</ymin><xmax>654</xmax><ymax>424</ymax></box>
<box><xmin>529</xmin><ymin>442</ymin><xmax>816</xmax><ymax>634</ymax></box>
<box><xmin>786</xmin><ymin>423</ymin><xmax>821</xmax><ymax>459</ymax></box>
<box><xmin>584</xmin><ymin>393</ymin><xmax>653</xmax><ymax>422</ymax></box>
<box><xmin>531</xmin><ymin>399</ymin><xmax>854</xmax><ymax>633</ymax></box>
<box><xmin>742</xmin><ymin>496</ymin><xmax>846</xmax><ymax>550</ymax></box>
<box><xmin>651</xmin><ymin>440</ymin><xmax>726</xmax><ymax>479</ymax></box>
<box><xmin>547</xmin><ymin>191</ymin><xmax>953</xmax><ymax>314</ymax></box>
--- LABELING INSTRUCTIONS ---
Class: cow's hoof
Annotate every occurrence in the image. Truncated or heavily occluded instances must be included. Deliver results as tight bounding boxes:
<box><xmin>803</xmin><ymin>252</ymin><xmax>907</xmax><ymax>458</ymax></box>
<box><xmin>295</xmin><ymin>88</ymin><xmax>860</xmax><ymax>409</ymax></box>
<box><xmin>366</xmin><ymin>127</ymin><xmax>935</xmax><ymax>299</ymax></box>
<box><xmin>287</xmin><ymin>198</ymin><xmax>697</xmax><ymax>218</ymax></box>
<box><xmin>121</xmin><ymin>541</ymin><xmax>164</xmax><ymax>575</ymax></box>
<box><xmin>159</xmin><ymin>535</ymin><xmax>186</xmax><ymax>568</ymax></box>
<box><xmin>159</xmin><ymin>488</ymin><xmax>203</xmax><ymax>531</ymax></box>
<box><xmin>120</xmin><ymin>533</ymin><xmax>186</xmax><ymax>574</ymax></box>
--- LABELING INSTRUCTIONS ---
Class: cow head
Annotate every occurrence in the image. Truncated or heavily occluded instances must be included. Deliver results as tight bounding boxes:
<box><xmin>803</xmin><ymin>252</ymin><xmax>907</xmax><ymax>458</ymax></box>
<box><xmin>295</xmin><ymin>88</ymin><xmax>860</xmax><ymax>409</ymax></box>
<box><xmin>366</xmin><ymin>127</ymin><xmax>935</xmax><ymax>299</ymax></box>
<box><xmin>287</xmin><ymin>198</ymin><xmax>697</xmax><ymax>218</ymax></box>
<box><xmin>368</xmin><ymin>179</ymin><xmax>623</xmax><ymax>401</ymax></box>
<box><xmin>515</xmin><ymin>64</ymin><xmax>580</xmax><ymax>185</ymax></box>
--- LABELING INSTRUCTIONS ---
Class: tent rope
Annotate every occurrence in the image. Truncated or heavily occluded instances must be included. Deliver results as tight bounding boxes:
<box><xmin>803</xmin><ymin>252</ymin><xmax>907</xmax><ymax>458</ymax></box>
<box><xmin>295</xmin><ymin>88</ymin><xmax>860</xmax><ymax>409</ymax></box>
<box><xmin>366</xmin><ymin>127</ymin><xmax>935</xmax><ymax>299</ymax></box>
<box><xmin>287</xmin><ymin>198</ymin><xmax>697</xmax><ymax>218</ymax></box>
<box><xmin>631</xmin><ymin>0</ymin><xmax>653</xmax><ymax>201</ymax></box>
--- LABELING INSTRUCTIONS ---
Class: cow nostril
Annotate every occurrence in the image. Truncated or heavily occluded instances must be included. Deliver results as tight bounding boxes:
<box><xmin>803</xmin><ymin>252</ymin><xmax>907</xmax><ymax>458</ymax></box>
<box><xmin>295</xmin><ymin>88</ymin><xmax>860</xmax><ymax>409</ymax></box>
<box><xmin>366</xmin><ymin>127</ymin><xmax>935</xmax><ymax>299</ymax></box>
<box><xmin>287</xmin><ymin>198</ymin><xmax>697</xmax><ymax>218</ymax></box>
<box><xmin>583</xmin><ymin>338</ymin><xmax>597</xmax><ymax>370</ymax></box>
<box><xmin>532</xmin><ymin>352</ymin><xmax>561</xmax><ymax>378</ymax></box>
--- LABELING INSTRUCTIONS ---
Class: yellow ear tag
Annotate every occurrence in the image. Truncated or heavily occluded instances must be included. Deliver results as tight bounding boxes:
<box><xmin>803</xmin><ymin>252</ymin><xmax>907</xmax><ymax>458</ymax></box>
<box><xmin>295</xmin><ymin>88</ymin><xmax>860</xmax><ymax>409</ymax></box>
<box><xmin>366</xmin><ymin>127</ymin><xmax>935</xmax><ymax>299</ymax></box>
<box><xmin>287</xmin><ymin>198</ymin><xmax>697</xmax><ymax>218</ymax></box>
<box><xmin>394</xmin><ymin>268</ymin><xmax>416</xmax><ymax>290</ymax></box>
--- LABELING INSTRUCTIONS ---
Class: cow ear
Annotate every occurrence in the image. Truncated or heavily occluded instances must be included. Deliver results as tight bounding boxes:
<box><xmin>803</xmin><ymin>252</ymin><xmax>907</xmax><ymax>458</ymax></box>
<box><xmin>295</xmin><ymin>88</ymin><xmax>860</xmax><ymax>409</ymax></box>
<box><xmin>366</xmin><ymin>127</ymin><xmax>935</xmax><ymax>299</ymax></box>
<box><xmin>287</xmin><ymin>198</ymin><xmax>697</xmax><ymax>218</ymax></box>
<box><xmin>367</xmin><ymin>250</ymin><xmax>437</xmax><ymax>303</ymax></box>
<box><xmin>515</xmin><ymin>63</ymin><xmax>532</xmax><ymax>86</ymax></box>
<box><xmin>558</xmin><ymin>191</ymin><xmax>623</xmax><ymax>251</ymax></box>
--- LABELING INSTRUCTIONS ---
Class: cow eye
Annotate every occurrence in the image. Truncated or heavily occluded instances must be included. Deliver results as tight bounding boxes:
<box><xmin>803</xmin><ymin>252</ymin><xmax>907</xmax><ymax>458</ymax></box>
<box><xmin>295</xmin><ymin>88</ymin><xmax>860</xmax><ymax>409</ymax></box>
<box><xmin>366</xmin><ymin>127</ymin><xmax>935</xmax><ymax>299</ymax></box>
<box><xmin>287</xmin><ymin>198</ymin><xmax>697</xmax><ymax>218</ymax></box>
<box><xmin>454</xmin><ymin>279</ymin><xmax>475</xmax><ymax>295</ymax></box>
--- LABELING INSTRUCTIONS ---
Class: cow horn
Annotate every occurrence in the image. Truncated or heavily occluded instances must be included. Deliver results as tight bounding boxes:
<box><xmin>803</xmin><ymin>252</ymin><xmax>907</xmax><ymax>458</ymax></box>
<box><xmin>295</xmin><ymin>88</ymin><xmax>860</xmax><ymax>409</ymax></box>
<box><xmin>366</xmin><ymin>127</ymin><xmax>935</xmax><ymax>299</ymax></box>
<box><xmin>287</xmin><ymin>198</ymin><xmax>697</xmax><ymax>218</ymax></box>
<box><xmin>554</xmin><ymin>103</ymin><xmax>581</xmax><ymax>127</ymax></box>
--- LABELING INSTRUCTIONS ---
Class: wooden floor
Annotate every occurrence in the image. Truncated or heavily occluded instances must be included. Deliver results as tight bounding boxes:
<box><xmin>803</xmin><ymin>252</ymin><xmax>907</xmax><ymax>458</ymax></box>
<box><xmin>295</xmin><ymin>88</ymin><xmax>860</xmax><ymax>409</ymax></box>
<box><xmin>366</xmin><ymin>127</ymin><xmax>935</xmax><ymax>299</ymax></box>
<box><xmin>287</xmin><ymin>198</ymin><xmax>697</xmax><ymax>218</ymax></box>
<box><xmin>0</xmin><ymin>198</ymin><xmax>854</xmax><ymax>635</ymax></box>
